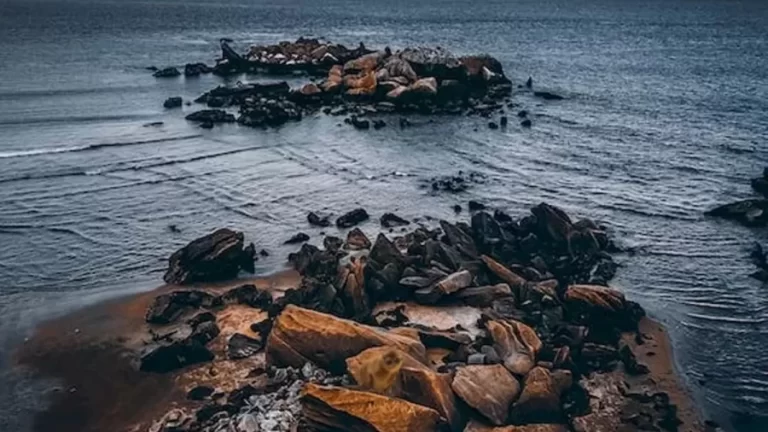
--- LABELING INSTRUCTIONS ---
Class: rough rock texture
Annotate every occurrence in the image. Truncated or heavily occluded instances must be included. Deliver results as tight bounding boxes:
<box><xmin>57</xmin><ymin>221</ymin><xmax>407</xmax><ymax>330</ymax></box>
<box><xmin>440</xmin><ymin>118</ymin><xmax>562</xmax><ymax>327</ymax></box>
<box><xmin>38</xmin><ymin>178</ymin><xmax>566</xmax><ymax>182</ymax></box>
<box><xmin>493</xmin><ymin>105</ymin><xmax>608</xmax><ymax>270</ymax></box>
<box><xmin>451</xmin><ymin>365</ymin><xmax>521</xmax><ymax>425</ymax></box>
<box><xmin>487</xmin><ymin>320</ymin><xmax>542</xmax><ymax>375</ymax></box>
<box><xmin>301</xmin><ymin>383</ymin><xmax>448</xmax><ymax>432</ymax></box>
<box><xmin>145</xmin><ymin>290</ymin><xmax>218</xmax><ymax>324</ymax></box>
<box><xmin>266</xmin><ymin>305</ymin><xmax>426</xmax><ymax>373</ymax></box>
<box><xmin>337</xmin><ymin>208</ymin><xmax>370</xmax><ymax>228</ymax></box>
<box><xmin>163</xmin><ymin>228</ymin><xmax>255</xmax><ymax>284</ymax></box>
<box><xmin>510</xmin><ymin>367</ymin><xmax>572</xmax><ymax>424</ymax></box>
<box><xmin>464</xmin><ymin>420</ymin><xmax>568</xmax><ymax>432</ymax></box>
<box><xmin>453</xmin><ymin>283</ymin><xmax>512</xmax><ymax>307</ymax></box>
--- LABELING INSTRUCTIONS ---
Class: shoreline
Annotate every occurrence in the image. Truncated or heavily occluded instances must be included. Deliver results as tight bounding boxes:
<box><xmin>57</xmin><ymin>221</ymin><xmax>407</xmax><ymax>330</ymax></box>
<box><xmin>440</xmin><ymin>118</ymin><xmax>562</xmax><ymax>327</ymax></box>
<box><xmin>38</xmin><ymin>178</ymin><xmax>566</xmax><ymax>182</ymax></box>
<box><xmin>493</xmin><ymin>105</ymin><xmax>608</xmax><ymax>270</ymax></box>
<box><xmin>14</xmin><ymin>273</ymin><xmax>704</xmax><ymax>432</ymax></box>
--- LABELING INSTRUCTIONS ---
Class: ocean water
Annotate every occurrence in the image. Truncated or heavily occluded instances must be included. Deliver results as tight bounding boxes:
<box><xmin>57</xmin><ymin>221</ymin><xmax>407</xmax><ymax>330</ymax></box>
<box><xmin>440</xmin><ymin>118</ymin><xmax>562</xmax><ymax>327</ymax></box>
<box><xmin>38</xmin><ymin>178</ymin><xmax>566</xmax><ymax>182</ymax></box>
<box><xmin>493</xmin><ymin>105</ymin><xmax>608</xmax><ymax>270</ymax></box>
<box><xmin>0</xmin><ymin>0</ymin><xmax>767</xmax><ymax>430</ymax></box>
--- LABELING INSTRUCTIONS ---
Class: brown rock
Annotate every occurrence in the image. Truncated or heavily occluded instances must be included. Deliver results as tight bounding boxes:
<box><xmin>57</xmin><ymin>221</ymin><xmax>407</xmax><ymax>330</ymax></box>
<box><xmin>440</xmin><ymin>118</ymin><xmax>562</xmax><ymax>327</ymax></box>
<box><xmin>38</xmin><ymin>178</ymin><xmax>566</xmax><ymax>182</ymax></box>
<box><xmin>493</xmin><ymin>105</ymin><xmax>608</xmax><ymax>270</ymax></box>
<box><xmin>299</xmin><ymin>82</ymin><xmax>322</xmax><ymax>96</ymax></box>
<box><xmin>266</xmin><ymin>305</ymin><xmax>426</xmax><ymax>373</ymax></box>
<box><xmin>337</xmin><ymin>256</ymin><xmax>371</xmax><ymax>319</ymax></box>
<box><xmin>454</xmin><ymin>283</ymin><xmax>512</xmax><ymax>307</ymax></box>
<box><xmin>451</xmin><ymin>365</ymin><xmax>520</xmax><ymax>425</ymax></box>
<box><xmin>564</xmin><ymin>284</ymin><xmax>625</xmax><ymax>313</ymax></box>
<box><xmin>510</xmin><ymin>367</ymin><xmax>571</xmax><ymax>424</ymax></box>
<box><xmin>530</xmin><ymin>203</ymin><xmax>574</xmax><ymax>244</ymax></box>
<box><xmin>345</xmin><ymin>228</ymin><xmax>372</xmax><ymax>250</ymax></box>
<box><xmin>464</xmin><ymin>420</ymin><xmax>567</xmax><ymax>432</ymax></box>
<box><xmin>345</xmin><ymin>70</ymin><xmax>377</xmax><ymax>96</ymax></box>
<box><xmin>301</xmin><ymin>383</ymin><xmax>447</xmax><ymax>432</ymax></box>
<box><xmin>344</xmin><ymin>51</ymin><xmax>385</xmax><ymax>73</ymax></box>
<box><xmin>408</xmin><ymin>77</ymin><xmax>438</xmax><ymax>96</ymax></box>
<box><xmin>486</xmin><ymin>319</ymin><xmax>542</xmax><ymax>375</ymax></box>
<box><xmin>481</xmin><ymin>255</ymin><xmax>527</xmax><ymax>293</ymax></box>
<box><xmin>163</xmin><ymin>228</ymin><xmax>254</xmax><ymax>284</ymax></box>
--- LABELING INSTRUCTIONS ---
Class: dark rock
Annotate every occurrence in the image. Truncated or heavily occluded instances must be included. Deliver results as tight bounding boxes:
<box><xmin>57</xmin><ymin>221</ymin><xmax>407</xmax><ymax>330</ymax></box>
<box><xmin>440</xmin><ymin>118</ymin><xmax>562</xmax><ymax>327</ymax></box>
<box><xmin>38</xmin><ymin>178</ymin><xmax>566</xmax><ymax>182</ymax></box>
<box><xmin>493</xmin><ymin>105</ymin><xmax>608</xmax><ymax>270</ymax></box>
<box><xmin>259</xmin><ymin>249</ymin><xmax>270</xmax><ymax>257</ymax></box>
<box><xmin>373</xmin><ymin>119</ymin><xmax>386</xmax><ymax>129</ymax></box>
<box><xmin>454</xmin><ymin>283</ymin><xmax>512</xmax><ymax>307</ymax></box>
<box><xmin>185</xmin><ymin>109</ymin><xmax>236</xmax><ymax>123</ymax></box>
<box><xmin>323</xmin><ymin>236</ymin><xmax>344</xmax><ymax>253</ymax></box>
<box><xmin>227</xmin><ymin>333</ymin><xmax>263</xmax><ymax>359</ymax></box>
<box><xmin>500</xmin><ymin>116</ymin><xmax>508</xmax><ymax>127</ymax></box>
<box><xmin>526</xmin><ymin>77</ymin><xmax>533</xmax><ymax>88</ymax></box>
<box><xmin>517</xmin><ymin>110</ymin><xmax>528</xmax><ymax>118</ymax></box>
<box><xmin>705</xmin><ymin>199</ymin><xmax>768</xmax><ymax>226</ymax></box>
<box><xmin>369</xmin><ymin>233</ymin><xmax>405</xmax><ymax>270</ymax></box>
<box><xmin>153</xmin><ymin>67</ymin><xmax>181</xmax><ymax>78</ymax></box>
<box><xmin>521</xmin><ymin>119</ymin><xmax>532</xmax><ymax>128</ymax></box>
<box><xmin>488</xmin><ymin>121</ymin><xmax>499</xmax><ymax>130</ymax></box>
<box><xmin>200</xmin><ymin>121</ymin><xmax>214</xmax><ymax>129</ymax></box>
<box><xmin>350</xmin><ymin>116</ymin><xmax>370</xmax><ymax>130</ymax></box>
<box><xmin>163</xmin><ymin>96</ymin><xmax>183</xmax><ymax>109</ymax></box>
<box><xmin>163</xmin><ymin>228</ymin><xmax>255</xmax><ymax>285</ymax></box>
<box><xmin>187</xmin><ymin>385</ymin><xmax>215</xmax><ymax>400</ymax></box>
<box><xmin>468</xmin><ymin>200</ymin><xmax>486</xmax><ymax>211</ymax></box>
<box><xmin>453</xmin><ymin>204</ymin><xmax>462</xmax><ymax>213</ymax></box>
<box><xmin>221</xmin><ymin>284</ymin><xmax>272</xmax><ymax>309</ymax></box>
<box><xmin>307</xmin><ymin>211</ymin><xmax>331</xmax><ymax>227</ymax></box>
<box><xmin>467</xmin><ymin>353</ymin><xmax>486</xmax><ymax>365</ymax></box>
<box><xmin>619</xmin><ymin>342</ymin><xmax>650</xmax><ymax>375</ymax></box>
<box><xmin>752</xmin><ymin>169</ymin><xmax>768</xmax><ymax>197</ymax></box>
<box><xmin>285</xmin><ymin>232</ymin><xmax>310</xmax><ymax>244</ymax></box>
<box><xmin>190</xmin><ymin>321</ymin><xmax>221</xmax><ymax>345</ymax></box>
<box><xmin>146</xmin><ymin>291</ymin><xmax>218</xmax><ymax>324</ymax></box>
<box><xmin>380</xmin><ymin>213</ymin><xmax>410</xmax><ymax>228</ymax></box>
<box><xmin>534</xmin><ymin>91</ymin><xmax>564</xmax><ymax>100</ymax></box>
<box><xmin>451</xmin><ymin>365</ymin><xmax>520</xmax><ymax>425</ymax></box>
<box><xmin>336</xmin><ymin>208</ymin><xmax>370</xmax><ymax>228</ymax></box>
<box><xmin>140</xmin><ymin>320</ymin><xmax>219</xmax><ymax>373</ymax></box>
<box><xmin>399</xmin><ymin>117</ymin><xmax>412</xmax><ymax>128</ymax></box>
<box><xmin>187</xmin><ymin>312</ymin><xmax>215</xmax><ymax>327</ymax></box>
<box><xmin>184</xmin><ymin>62</ymin><xmax>212</xmax><ymax>76</ymax></box>
<box><xmin>345</xmin><ymin>228</ymin><xmax>371</xmax><ymax>250</ymax></box>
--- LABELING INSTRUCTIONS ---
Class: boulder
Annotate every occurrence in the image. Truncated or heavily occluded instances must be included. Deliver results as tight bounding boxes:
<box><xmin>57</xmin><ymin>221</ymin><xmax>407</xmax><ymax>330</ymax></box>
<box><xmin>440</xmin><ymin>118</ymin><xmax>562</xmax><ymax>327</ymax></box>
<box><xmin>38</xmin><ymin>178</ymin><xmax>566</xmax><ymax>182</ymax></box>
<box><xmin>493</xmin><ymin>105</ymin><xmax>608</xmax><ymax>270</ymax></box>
<box><xmin>460</xmin><ymin>55</ymin><xmax>505</xmax><ymax>79</ymax></box>
<box><xmin>284</xmin><ymin>232</ymin><xmax>310</xmax><ymax>244</ymax></box>
<box><xmin>464</xmin><ymin>420</ymin><xmax>567</xmax><ymax>432</ymax></box>
<box><xmin>163</xmin><ymin>96</ymin><xmax>182</xmax><ymax>109</ymax></box>
<box><xmin>227</xmin><ymin>333</ymin><xmax>263</xmax><ymax>359</ymax></box>
<box><xmin>380</xmin><ymin>213</ymin><xmax>410</xmax><ymax>228</ymax></box>
<box><xmin>308</xmin><ymin>211</ymin><xmax>332</xmax><ymax>227</ymax></box>
<box><xmin>414</xmin><ymin>270</ymin><xmax>473</xmax><ymax>304</ymax></box>
<box><xmin>163</xmin><ymin>228</ymin><xmax>255</xmax><ymax>285</ymax></box>
<box><xmin>451</xmin><ymin>365</ymin><xmax>521</xmax><ymax>425</ymax></box>
<box><xmin>383</xmin><ymin>57</ymin><xmax>418</xmax><ymax>83</ymax></box>
<box><xmin>481</xmin><ymin>255</ymin><xmax>527</xmax><ymax>294</ymax></box>
<box><xmin>146</xmin><ymin>290</ymin><xmax>219</xmax><ymax>324</ymax></box>
<box><xmin>563</xmin><ymin>284</ymin><xmax>628</xmax><ymax>327</ymax></box>
<box><xmin>510</xmin><ymin>367</ymin><xmax>572</xmax><ymax>424</ymax></box>
<box><xmin>184</xmin><ymin>63</ymin><xmax>212</xmax><ymax>76</ymax></box>
<box><xmin>344</xmin><ymin>51</ymin><xmax>386</xmax><ymax>73</ymax></box>
<box><xmin>266</xmin><ymin>305</ymin><xmax>427</xmax><ymax>373</ymax></box>
<box><xmin>185</xmin><ymin>109</ymin><xmax>236</xmax><ymax>123</ymax></box>
<box><xmin>486</xmin><ymin>319</ymin><xmax>542</xmax><ymax>375</ymax></box>
<box><xmin>408</xmin><ymin>77</ymin><xmax>438</xmax><ymax>96</ymax></box>
<box><xmin>345</xmin><ymin>228</ymin><xmax>372</xmax><ymax>250</ymax></box>
<box><xmin>301</xmin><ymin>383</ymin><xmax>447</xmax><ymax>432</ymax></box>
<box><xmin>369</xmin><ymin>233</ymin><xmax>405</xmax><ymax>270</ymax></box>
<box><xmin>337</xmin><ymin>208</ymin><xmax>370</xmax><ymax>228</ymax></box>
<box><xmin>453</xmin><ymin>283</ymin><xmax>512</xmax><ymax>307</ymax></box>
<box><xmin>337</xmin><ymin>255</ymin><xmax>371</xmax><ymax>319</ymax></box>
<box><xmin>386</xmin><ymin>85</ymin><xmax>409</xmax><ymax>100</ymax></box>
<box><xmin>153</xmin><ymin>67</ymin><xmax>181</xmax><ymax>78</ymax></box>
<box><xmin>345</xmin><ymin>70</ymin><xmax>377</xmax><ymax>97</ymax></box>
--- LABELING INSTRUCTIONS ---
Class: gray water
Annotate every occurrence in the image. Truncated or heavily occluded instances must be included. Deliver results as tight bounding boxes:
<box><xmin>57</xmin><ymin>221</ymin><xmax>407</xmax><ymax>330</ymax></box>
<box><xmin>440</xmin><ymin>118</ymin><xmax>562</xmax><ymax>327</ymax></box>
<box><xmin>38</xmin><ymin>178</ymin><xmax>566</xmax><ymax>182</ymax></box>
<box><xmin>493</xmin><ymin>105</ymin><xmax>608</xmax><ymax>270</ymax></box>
<box><xmin>1</xmin><ymin>0</ymin><xmax>767</xmax><ymax>430</ymax></box>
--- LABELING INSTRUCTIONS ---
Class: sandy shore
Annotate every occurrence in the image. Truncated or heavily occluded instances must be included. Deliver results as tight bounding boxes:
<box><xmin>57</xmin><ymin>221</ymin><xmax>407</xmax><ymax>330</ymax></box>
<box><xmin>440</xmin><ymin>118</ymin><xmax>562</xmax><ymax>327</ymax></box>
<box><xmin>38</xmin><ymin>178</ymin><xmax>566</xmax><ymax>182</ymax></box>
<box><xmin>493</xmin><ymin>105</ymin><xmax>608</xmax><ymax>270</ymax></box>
<box><xmin>15</xmin><ymin>270</ymin><xmax>703</xmax><ymax>432</ymax></box>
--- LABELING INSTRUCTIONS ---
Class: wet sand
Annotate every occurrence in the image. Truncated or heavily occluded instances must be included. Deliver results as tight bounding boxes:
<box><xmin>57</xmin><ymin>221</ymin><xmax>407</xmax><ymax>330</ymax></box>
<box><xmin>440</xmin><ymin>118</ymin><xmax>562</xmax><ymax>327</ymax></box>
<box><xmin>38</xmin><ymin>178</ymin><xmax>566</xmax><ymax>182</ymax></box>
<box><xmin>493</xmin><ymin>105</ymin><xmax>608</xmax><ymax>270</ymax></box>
<box><xmin>14</xmin><ymin>270</ymin><xmax>300</xmax><ymax>432</ymax></box>
<box><xmin>15</xmin><ymin>271</ymin><xmax>703</xmax><ymax>432</ymax></box>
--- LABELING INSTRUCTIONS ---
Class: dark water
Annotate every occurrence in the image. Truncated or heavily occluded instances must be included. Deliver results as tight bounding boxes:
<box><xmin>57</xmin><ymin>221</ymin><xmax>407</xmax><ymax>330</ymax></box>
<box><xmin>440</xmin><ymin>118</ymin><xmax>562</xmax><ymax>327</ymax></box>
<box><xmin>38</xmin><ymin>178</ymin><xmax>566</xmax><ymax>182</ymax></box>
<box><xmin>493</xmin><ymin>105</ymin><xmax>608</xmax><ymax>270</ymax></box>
<box><xmin>1</xmin><ymin>0</ymin><xmax>767</xmax><ymax>430</ymax></box>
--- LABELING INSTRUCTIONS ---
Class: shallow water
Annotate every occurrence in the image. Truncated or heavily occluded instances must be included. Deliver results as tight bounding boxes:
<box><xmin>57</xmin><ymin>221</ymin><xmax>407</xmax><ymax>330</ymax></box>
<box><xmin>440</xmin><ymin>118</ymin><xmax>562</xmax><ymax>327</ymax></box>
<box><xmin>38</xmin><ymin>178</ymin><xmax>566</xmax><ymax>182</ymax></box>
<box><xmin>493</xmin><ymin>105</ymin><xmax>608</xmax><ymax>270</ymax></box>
<box><xmin>1</xmin><ymin>0</ymin><xmax>767</xmax><ymax>430</ymax></box>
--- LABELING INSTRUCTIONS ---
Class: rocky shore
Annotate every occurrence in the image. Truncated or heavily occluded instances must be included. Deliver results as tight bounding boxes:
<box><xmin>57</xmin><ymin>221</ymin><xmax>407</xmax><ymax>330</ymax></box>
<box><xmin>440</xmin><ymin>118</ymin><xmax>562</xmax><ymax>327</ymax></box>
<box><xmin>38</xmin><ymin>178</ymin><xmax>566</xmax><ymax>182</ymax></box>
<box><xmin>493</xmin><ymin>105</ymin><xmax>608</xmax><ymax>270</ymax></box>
<box><xmin>17</xmin><ymin>202</ymin><xmax>705</xmax><ymax>432</ymax></box>
<box><xmin>155</xmin><ymin>38</ymin><xmax>554</xmax><ymax>130</ymax></box>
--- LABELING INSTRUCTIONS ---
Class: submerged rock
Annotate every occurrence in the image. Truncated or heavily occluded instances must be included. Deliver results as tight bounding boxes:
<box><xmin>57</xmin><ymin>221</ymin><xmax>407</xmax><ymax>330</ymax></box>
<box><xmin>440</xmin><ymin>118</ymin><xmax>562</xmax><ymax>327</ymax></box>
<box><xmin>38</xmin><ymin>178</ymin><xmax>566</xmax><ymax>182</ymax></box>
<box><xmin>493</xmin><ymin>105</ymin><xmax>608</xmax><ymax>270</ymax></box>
<box><xmin>336</xmin><ymin>208</ymin><xmax>370</xmax><ymax>228</ymax></box>
<box><xmin>307</xmin><ymin>211</ymin><xmax>331</xmax><ymax>227</ymax></box>
<box><xmin>185</xmin><ymin>109</ymin><xmax>236</xmax><ymax>123</ymax></box>
<box><xmin>163</xmin><ymin>96</ymin><xmax>182</xmax><ymax>109</ymax></box>
<box><xmin>381</xmin><ymin>212</ymin><xmax>410</xmax><ymax>228</ymax></box>
<box><xmin>705</xmin><ymin>199</ymin><xmax>768</xmax><ymax>226</ymax></box>
<box><xmin>153</xmin><ymin>67</ymin><xmax>181</xmax><ymax>78</ymax></box>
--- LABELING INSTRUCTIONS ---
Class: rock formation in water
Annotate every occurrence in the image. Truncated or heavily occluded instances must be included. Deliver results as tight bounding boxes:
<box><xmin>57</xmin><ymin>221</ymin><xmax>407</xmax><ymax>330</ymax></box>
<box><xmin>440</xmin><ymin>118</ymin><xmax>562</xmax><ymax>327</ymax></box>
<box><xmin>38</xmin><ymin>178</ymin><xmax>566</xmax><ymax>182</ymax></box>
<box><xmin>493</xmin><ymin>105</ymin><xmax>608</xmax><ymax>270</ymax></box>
<box><xmin>142</xmin><ymin>202</ymin><xmax>686</xmax><ymax>432</ymax></box>
<box><xmin>163</xmin><ymin>228</ymin><xmax>256</xmax><ymax>285</ymax></box>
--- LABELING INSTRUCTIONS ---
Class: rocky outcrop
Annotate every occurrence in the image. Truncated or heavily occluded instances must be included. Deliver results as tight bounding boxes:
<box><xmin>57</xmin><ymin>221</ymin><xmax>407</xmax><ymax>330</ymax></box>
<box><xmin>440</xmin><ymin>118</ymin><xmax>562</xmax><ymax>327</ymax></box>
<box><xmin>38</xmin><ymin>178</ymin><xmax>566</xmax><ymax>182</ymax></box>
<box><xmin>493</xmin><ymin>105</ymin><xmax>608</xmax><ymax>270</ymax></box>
<box><xmin>163</xmin><ymin>228</ymin><xmax>256</xmax><ymax>285</ymax></box>
<box><xmin>452</xmin><ymin>365</ymin><xmax>521</xmax><ymax>425</ymax></box>
<box><xmin>301</xmin><ymin>383</ymin><xmax>448</xmax><ymax>432</ymax></box>
<box><xmin>266</xmin><ymin>305</ymin><xmax>426</xmax><ymax>373</ymax></box>
<box><xmin>706</xmin><ymin>198</ymin><xmax>768</xmax><ymax>227</ymax></box>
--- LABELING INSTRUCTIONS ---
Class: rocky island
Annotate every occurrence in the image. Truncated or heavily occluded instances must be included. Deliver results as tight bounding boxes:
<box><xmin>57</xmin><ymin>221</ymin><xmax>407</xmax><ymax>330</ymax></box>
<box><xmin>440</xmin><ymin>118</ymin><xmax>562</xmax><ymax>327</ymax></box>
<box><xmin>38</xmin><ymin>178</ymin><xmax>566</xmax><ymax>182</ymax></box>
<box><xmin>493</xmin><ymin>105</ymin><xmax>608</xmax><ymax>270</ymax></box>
<box><xmin>156</xmin><ymin>38</ymin><xmax>547</xmax><ymax>130</ymax></box>
<box><xmin>17</xmin><ymin>201</ymin><xmax>704</xmax><ymax>432</ymax></box>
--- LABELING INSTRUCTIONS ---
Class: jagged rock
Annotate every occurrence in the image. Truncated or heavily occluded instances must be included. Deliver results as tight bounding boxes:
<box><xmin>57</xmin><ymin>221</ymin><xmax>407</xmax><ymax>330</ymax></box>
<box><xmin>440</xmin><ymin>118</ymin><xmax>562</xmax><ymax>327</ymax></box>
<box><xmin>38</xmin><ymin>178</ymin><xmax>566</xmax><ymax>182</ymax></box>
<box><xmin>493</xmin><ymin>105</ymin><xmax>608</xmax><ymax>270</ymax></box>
<box><xmin>563</xmin><ymin>284</ymin><xmax>633</xmax><ymax>329</ymax></box>
<box><xmin>409</xmin><ymin>326</ymin><xmax>472</xmax><ymax>351</ymax></box>
<box><xmin>153</xmin><ymin>67</ymin><xmax>181</xmax><ymax>78</ymax></box>
<box><xmin>414</xmin><ymin>270</ymin><xmax>473</xmax><ymax>304</ymax></box>
<box><xmin>464</xmin><ymin>420</ymin><xmax>567</xmax><ymax>432</ymax></box>
<box><xmin>481</xmin><ymin>255</ymin><xmax>527</xmax><ymax>293</ymax></box>
<box><xmin>185</xmin><ymin>109</ymin><xmax>236</xmax><ymax>123</ymax></box>
<box><xmin>324</xmin><ymin>235</ymin><xmax>344</xmax><ymax>253</ymax></box>
<box><xmin>227</xmin><ymin>333</ymin><xmax>263</xmax><ymax>359</ymax></box>
<box><xmin>140</xmin><ymin>322</ymin><xmax>219</xmax><ymax>372</ymax></box>
<box><xmin>344</xmin><ymin>51</ymin><xmax>385</xmax><ymax>73</ymax></box>
<box><xmin>533</xmin><ymin>91</ymin><xmax>564</xmax><ymax>100</ymax></box>
<box><xmin>369</xmin><ymin>233</ymin><xmax>405</xmax><ymax>270</ymax></box>
<box><xmin>163</xmin><ymin>228</ymin><xmax>255</xmax><ymax>284</ymax></box>
<box><xmin>336</xmin><ymin>208</ymin><xmax>370</xmax><ymax>228</ymax></box>
<box><xmin>453</xmin><ymin>283</ymin><xmax>512</xmax><ymax>307</ymax></box>
<box><xmin>486</xmin><ymin>319</ymin><xmax>542</xmax><ymax>375</ymax></box>
<box><xmin>301</xmin><ymin>383</ymin><xmax>447</xmax><ymax>432</ymax></box>
<box><xmin>451</xmin><ymin>365</ymin><xmax>521</xmax><ymax>425</ymax></box>
<box><xmin>184</xmin><ymin>62</ymin><xmax>212</xmax><ymax>76</ymax></box>
<box><xmin>345</xmin><ymin>228</ymin><xmax>372</xmax><ymax>250</ymax></box>
<box><xmin>705</xmin><ymin>199</ymin><xmax>768</xmax><ymax>226</ymax></box>
<box><xmin>337</xmin><ymin>255</ymin><xmax>370</xmax><ymax>318</ymax></box>
<box><xmin>146</xmin><ymin>290</ymin><xmax>218</xmax><ymax>324</ymax></box>
<box><xmin>349</xmin><ymin>116</ymin><xmax>371</xmax><ymax>129</ymax></box>
<box><xmin>381</xmin><ymin>213</ymin><xmax>410</xmax><ymax>228</ymax></box>
<box><xmin>285</xmin><ymin>232</ymin><xmax>310</xmax><ymax>244</ymax></box>
<box><xmin>163</xmin><ymin>96</ymin><xmax>182</xmax><ymax>109</ymax></box>
<box><xmin>510</xmin><ymin>367</ymin><xmax>572</xmax><ymax>424</ymax></box>
<box><xmin>308</xmin><ymin>211</ymin><xmax>331</xmax><ymax>227</ymax></box>
<box><xmin>266</xmin><ymin>305</ymin><xmax>426</xmax><ymax>373</ymax></box>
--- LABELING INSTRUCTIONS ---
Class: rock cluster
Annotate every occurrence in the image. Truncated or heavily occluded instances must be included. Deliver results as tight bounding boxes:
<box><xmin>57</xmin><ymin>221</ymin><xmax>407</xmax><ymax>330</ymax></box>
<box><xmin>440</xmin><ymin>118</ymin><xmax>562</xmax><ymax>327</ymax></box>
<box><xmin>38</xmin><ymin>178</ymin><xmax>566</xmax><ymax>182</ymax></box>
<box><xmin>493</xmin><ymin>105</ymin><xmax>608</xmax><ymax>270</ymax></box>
<box><xmin>146</xmin><ymin>202</ymin><xmax>682</xmax><ymax>432</ymax></box>
<box><xmin>178</xmin><ymin>38</ymin><xmax>514</xmax><ymax>129</ymax></box>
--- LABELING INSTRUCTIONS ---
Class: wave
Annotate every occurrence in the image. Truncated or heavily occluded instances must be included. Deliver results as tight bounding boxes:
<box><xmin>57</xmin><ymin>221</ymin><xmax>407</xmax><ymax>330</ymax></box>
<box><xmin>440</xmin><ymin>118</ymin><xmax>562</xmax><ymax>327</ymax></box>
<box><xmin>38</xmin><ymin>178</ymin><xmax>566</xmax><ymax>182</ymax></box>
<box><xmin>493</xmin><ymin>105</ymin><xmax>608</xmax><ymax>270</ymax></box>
<box><xmin>0</xmin><ymin>135</ymin><xmax>202</xmax><ymax>160</ymax></box>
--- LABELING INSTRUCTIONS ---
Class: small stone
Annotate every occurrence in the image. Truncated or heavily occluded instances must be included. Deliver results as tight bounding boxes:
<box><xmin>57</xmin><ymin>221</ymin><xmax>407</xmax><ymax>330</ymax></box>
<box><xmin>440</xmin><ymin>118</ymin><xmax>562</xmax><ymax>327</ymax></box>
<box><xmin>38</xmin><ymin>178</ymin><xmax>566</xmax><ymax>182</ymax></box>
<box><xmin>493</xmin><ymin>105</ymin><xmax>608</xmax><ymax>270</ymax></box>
<box><xmin>521</xmin><ymin>119</ymin><xmax>532</xmax><ymax>128</ymax></box>
<box><xmin>468</xmin><ymin>353</ymin><xmax>486</xmax><ymax>365</ymax></box>
<box><xmin>468</xmin><ymin>200</ymin><xmax>486</xmax><ymax>211</ymax></box>
<box><xmin>453</xmin><ymin>204</ymin><xmax>462</xmax><ymax>213</ymax></box>
<box><xmin>517</xmin><ymin>110</ymin><xmax>528</xmax><ymax>118</ymax></box>
<box><xmin>284</xmin><ymin>232</ymin><xmax>310</xmax><ymax>244</ymax></box>
<box><xmin>488</xmin><ymin>121</ymin><xmax>499</xmax><ymax>129</ymax></box>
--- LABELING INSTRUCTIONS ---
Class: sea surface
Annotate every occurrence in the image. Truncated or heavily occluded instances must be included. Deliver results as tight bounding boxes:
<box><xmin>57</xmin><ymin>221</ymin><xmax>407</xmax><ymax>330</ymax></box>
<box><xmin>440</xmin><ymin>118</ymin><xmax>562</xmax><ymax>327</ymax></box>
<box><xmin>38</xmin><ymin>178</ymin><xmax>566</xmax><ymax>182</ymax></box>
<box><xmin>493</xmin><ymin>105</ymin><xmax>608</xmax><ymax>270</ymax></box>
<box><xmin>0</xmin><ymin>0</ymin><xmax>767</xmax><ymax>430</ymax></box>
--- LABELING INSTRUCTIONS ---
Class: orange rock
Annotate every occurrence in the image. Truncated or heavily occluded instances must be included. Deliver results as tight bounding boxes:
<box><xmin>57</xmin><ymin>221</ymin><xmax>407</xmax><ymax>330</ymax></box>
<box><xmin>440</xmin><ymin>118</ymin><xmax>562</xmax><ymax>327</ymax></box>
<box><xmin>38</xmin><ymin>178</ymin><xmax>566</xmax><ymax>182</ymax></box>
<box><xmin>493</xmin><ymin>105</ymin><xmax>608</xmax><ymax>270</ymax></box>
<box><xmin>302</xmin><ymin>383</ymin><xmax>448</xmax><ymax>432</ymax></box>
<box><xmin>451</xmin><ymin>365</ymin><xmax>520</xmax><ymax>425</ymax></box>
<box><xmin>464</xmin><ymin>419</ymin><xmax>567</xmax><ymax>432</ymax></box>
<box><xmin>481</xmin><ymin>255</ymin><xmax>527</xmax><ymax>292</ymax></box>
<box><xmin>345</xmin><ymin>70</ymin><xmax>377</xmax><ymax>96</ymax></box>
<box><xmin>564</xmin><ymin>284</ymin><xmax>625</xmax><ymax>313</ymax></box>
<box><xmin>510</xmin><ymin>367</ymin><xmax>571</xmax><ymax>424</ymax></box>
<box><xmin>486</xmin><ymin>319</ymin><xmax>542</xmax><ymax>375</ymax></box>
<box><xmin>266</xmin><ymin>305</ymin><xmax>426</xmax><ymax>373</ymax></box>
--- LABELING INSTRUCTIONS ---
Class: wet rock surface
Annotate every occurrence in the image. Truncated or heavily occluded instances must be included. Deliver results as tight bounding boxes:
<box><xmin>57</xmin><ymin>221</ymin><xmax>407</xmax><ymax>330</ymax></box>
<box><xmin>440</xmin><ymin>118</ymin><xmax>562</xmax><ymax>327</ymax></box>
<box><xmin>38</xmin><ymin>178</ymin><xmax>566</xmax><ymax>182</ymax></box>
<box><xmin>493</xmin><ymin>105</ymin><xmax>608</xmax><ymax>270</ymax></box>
<box><xmin>144</xmin><ymin>202</ymin><xmax>686</xmax><ymax>432</ymax></box>
<box><xmin>163</xmin><ymin>228</ymin><xmax>256</xmax><ymax>284</ymax></box>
